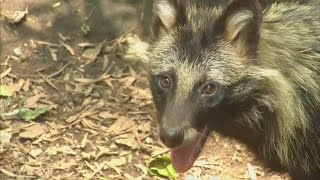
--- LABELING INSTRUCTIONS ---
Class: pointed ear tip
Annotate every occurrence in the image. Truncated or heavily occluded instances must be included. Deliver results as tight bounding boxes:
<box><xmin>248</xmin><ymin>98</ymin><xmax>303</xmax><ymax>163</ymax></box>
<box><xmin>152</xmin><ymin>0</ymin><xmax>184</xmax><ymax>37</ymax></box>
<box><xmin>224</xmin><ymin>0</ymin><xmax>262</xmax><ymax>42</ymax></box>
<box><xmin>228</xmin><ymin>0</ymin><xmax>262</xmax><ymax>9</ymax></box>
<box><xmin>226</xmin><ymin>0</ymin><xmax>263</xmax><ymax>18</ymax></box>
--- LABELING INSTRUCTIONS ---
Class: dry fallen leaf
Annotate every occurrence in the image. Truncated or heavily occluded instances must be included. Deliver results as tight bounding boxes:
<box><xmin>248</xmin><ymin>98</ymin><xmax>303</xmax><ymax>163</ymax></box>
<box><xmin>81</xmin><ymin>133</ymin><xmax>89</xmax><ymax>149</ymax></box>
<box><xmin>103</xmin><ymin>55</ymin><xmax>109</xmax><ymax>71</ymax></box>
<box><xmin>82</xmin><ymin>119</ymin><xmax>100</xmax><ymax>130</ymax></box>
<box><xmin>0</xmin><ymin>168</ymin><xmax>18</xmax><ymax>177</ymax></box>
<box><xmin>34</xmin><ymin>40</ymin><xmax>59</xmax><ymax>47</ymax></box>
<box><xmin>58</xmin><ymin>33</ymin><xmax>70</xmax><ymax>41</ymax></box>
<box><xmin>60</xmin><ymin>41</ymin><xmax>75</xmax><ymax>56</ymax></box>
<box><xmin>74</xmin><ymin>74</ymin><xmax>110</xmax><ymax>85</ymax></box>
<box><xmin>0</xmin><ymin>130</ymin><xmax>12</xmax><ymax>144</ymax></box>
<box><xmin>12</xmin><ymin>79</ymin><xmax>25</xmax><ymax>92</ymax></box>
<box><xmin>109</xmin><ymin>157</ymin><xmax>127</xmax><ymax>167</ymax></box>
<box><xmin>81</xmin><ymin>42</ymin><xmax>104</xmax><ymax>62</ymax></box>
<box><xmin>57</xmin><ymin>145</ymin><xmax>77</xmax><ymax>155</ymax></box>
<box><xmin>123</xmin><ymin>173</ymin><xmax>136</xmax><ymax>180</ymax></box>
<box><xmin>138</xmin><ymin>121</ymin><xmax>151</xmax><ymax>133</ymax></box>
<box><xmin>108</xmin><ymin>117</ymin><xmax>136</xmax><ymax>136</ymax></box>
<box><xmin>120</xmin><ymin>76</ymin><xmax>136</xmax><ymax>88</ymax></box>
<box><xmin>135</xmin><ymin>164</ymin><xmax>148</xmax><ymax>175</ymax></box>
<box><xmin>145</xmin><ymin>137</ymin><xmax>153</xmax><ymax>144</ymax></box>
<box><xmin>19</xmin><ymin>123</ymin><xmax>48</xmax><ymax>139</ymax></box>
<box><xmin>81</xmin><ymin>151</ymin><xmax>96</xmax><ymax>160</ymax></box>
<box><xmin>52</xmin><ymin>2</ymin><xmax>61</xmax><ymax>8</ymax></box>
<box><xmin>20</xmin><ymin>164</ymin><xmax>43</xmax><ymax>177</ymax></box>
<box><xmin>85</xmin><ymin>161</ymin><xmax>96</xmax><ymax>171</ymax></box>
<box><xmin>0</xmin><ymin>85</ymin><xmax>14</xmax><ymax>97</ymax></box>
<box><xmin>114</xmin><ymin>134</ymin><xmax>139</xmax><ymax>149</ymax></box>
<box><xmin>48</xmin><ymin>47</ymin><xmax>58</xmax><ymax>61</ymax></box>
<box><xmin>0</xmin><ymin>68</ymin><xmax>12</xmax><ymax>79</ymax></box>
<box><xmin>151</xmin><ymin>147</ymin><xmax>169</xmax><ymax>157</ymax></box>
<box><xmin>131</xmin><ymin>88</ymin><xmax>152</xmax><ymax>100</ymax></box>
<box><xmin>78</xmin><ymin>42</ymin><xmax>95</xmax><ymax>48</ymax></box>
<box><xmin>85</xmin><ymin>162</ymin><xmax>105</xmax><ymax>179</ymax></box>
<box><xmin>53</xmin><ymin>159</ymin><xmax>77</xmax><ymax>170</ymax></box>
<box><xmin>23</xmin><ymin>79</ymin><xmax>31</xmax><ymax>92</ymax></box>
<box><xmin>104</xmin><ymin>79</ymin><xmax>114</xmax><ymax>89</ymax></box>
<box><xmin>24</xmin><ymin>93</ymin><xmax>45</xmax><ymax>108</ymax></box>
<box><xmin>30</xmin><ymin>148</ymin><xmax>43</xmax><ymax>157</ymax></box>
<box><xmin>105</xmin><ymin>162</ymin><xmax>123</xmax><ymax>174</ymax></box>
<box><xmin>45</xmin><ymin>147</ymin><xmax>57</xmax><ymax>156</ymax></box>
<box><xmin>98</xmin><ymin>111</ymin><xmax>118</xmax><ymax>120</ymax></box>
<box><xmin>95</xmin><ymin>146</ymin><xmax>118</xmax><ymax>160</ymax></box>
<box><xmin>247</xmin><ymin>163</ymin><xmax>257</xmax><ymax>180</ymax></box>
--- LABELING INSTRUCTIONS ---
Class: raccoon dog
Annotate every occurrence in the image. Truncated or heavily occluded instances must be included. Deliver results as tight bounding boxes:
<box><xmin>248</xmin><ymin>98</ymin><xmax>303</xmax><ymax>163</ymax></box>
<box><xmin>140</xmin><ymin>0</ymin><xmax>320</xmax><ymax>179</ymax></box>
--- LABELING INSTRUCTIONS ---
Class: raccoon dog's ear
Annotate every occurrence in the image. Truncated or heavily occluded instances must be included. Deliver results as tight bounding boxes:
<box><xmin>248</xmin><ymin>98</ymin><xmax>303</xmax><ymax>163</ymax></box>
<box><xmin>222</xmin><ymin>0</ymin><xmax>262</xmax><ymax>58</ymax></box>
<box><xmin>152</xmin><ymin>0</ymin><xmax>186</xmax><ymax>38</ymax></box>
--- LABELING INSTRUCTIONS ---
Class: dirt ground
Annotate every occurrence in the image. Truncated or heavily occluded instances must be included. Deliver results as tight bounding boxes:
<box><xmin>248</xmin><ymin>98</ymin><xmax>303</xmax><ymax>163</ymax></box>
<box><xmin>0</xmin><ymin>0</ymin><xmax>290</xmax><ymax>179</ymax></box>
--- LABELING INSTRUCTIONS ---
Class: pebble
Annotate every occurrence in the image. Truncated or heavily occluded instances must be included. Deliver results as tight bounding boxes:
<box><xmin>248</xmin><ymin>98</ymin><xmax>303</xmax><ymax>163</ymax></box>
<box><xmin>13</xmin><ymin>47</ymin><xmax>22</xmax><ymax>57</ymax></box>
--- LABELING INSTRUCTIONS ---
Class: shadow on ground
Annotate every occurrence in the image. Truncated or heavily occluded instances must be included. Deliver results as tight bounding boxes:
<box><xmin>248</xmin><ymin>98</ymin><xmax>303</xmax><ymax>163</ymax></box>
<box><xmin>0</xmin><ymin>0</ymin><xmax>148</xmax><ymax>56</ymax></box>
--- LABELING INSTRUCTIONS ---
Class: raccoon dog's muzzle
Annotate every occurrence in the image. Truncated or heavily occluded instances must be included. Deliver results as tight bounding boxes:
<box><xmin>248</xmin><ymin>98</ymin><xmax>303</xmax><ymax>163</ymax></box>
<box><xmin>158</xmin><ymin>111</ymin><xmax>212</xmax><ymax>173</ymax></box>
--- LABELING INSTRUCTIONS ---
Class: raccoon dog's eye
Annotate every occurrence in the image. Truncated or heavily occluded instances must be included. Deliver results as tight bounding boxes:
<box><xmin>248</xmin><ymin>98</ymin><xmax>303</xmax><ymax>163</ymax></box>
<box><xmin>159</xmin><ymin>76</ymin><xmax>171</xmax><ymax>89</ymax></box>
<box><xmin>202</xmin><ymin>84</ymin><xmax>217</xmax><ymax>95</ymax></box>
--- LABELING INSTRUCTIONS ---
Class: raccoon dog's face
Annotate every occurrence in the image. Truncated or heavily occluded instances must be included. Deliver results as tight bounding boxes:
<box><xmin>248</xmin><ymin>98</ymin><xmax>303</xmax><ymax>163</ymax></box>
<box><xmin>148</xmin><ymin>0</ymin><xmax>262</xmax><ymax>173</ymax></box>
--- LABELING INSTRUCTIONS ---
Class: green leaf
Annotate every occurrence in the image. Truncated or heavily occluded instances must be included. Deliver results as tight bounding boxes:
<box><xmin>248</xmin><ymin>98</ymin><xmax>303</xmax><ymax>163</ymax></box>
<box><xmin>148</xmin><ymin>155</ymin><xmax>177</xmax><ymax>180</ymax></box>
<box><xmin>81</xmin><ymin>23</ymin><xmax>91</xmax><ymax>35</ymax></box>
<box><xmin>18</xmin><ymin>108</ymin><xmax>47</xmax><ymax>121</ymax></box>
<box><xmin>0</xmin><ymin>85</ymin><xmax>13</xmax><ymax>97</ymax></box>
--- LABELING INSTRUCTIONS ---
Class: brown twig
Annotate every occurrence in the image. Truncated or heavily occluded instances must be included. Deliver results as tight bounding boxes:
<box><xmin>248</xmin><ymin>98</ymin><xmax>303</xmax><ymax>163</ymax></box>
<box><xmin>47</xmin><ymin>62</ymin><xmax>72</xmax><ymax>78</ymax></box>
<box><xmin>37</xmin><ymin>72</ymin><xmax>59</xmax><ymax>91</ymax></box>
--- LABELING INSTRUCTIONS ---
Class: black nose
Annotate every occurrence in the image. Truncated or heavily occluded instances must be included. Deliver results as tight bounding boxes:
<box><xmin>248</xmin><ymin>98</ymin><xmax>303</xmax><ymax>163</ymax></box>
<box><xmin>159</xmin><ymin>128</ymin><xmax>184</xmax><ymax>148</ymax></box>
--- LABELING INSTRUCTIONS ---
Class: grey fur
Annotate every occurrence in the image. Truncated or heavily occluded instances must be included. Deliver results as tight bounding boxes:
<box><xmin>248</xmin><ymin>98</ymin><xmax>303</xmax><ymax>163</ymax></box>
<box><xmin>133</xmin><ymin>0</ymin><xmax>320</xmax><ymax>179</ymax></box>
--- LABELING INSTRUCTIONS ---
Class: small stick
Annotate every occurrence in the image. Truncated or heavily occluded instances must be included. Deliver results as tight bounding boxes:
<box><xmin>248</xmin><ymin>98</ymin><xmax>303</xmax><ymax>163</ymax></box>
<box><xmin>47</xmin><ymin>62</ymin><xmax>72</xmax><ymax>78</ymax></box>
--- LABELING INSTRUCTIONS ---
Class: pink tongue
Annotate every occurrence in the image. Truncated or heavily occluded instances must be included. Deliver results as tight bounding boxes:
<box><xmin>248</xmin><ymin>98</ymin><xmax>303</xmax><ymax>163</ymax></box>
<box><xmin>170</xmin><ymin>126</ymin><xmax>208</xmax><ymax>173</ymax></box>
<box><xmin>171</xmin><ymin>140</ymin><xmax>199</xmax><ymax>173</ymax></box>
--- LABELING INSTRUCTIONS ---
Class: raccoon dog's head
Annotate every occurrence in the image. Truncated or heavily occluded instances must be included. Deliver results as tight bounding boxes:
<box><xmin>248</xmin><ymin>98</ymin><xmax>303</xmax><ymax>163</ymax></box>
<box><xmin>147</xmin><ymin>0</ymin><xmax>262</xmax><ymax>173</ymax></box>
